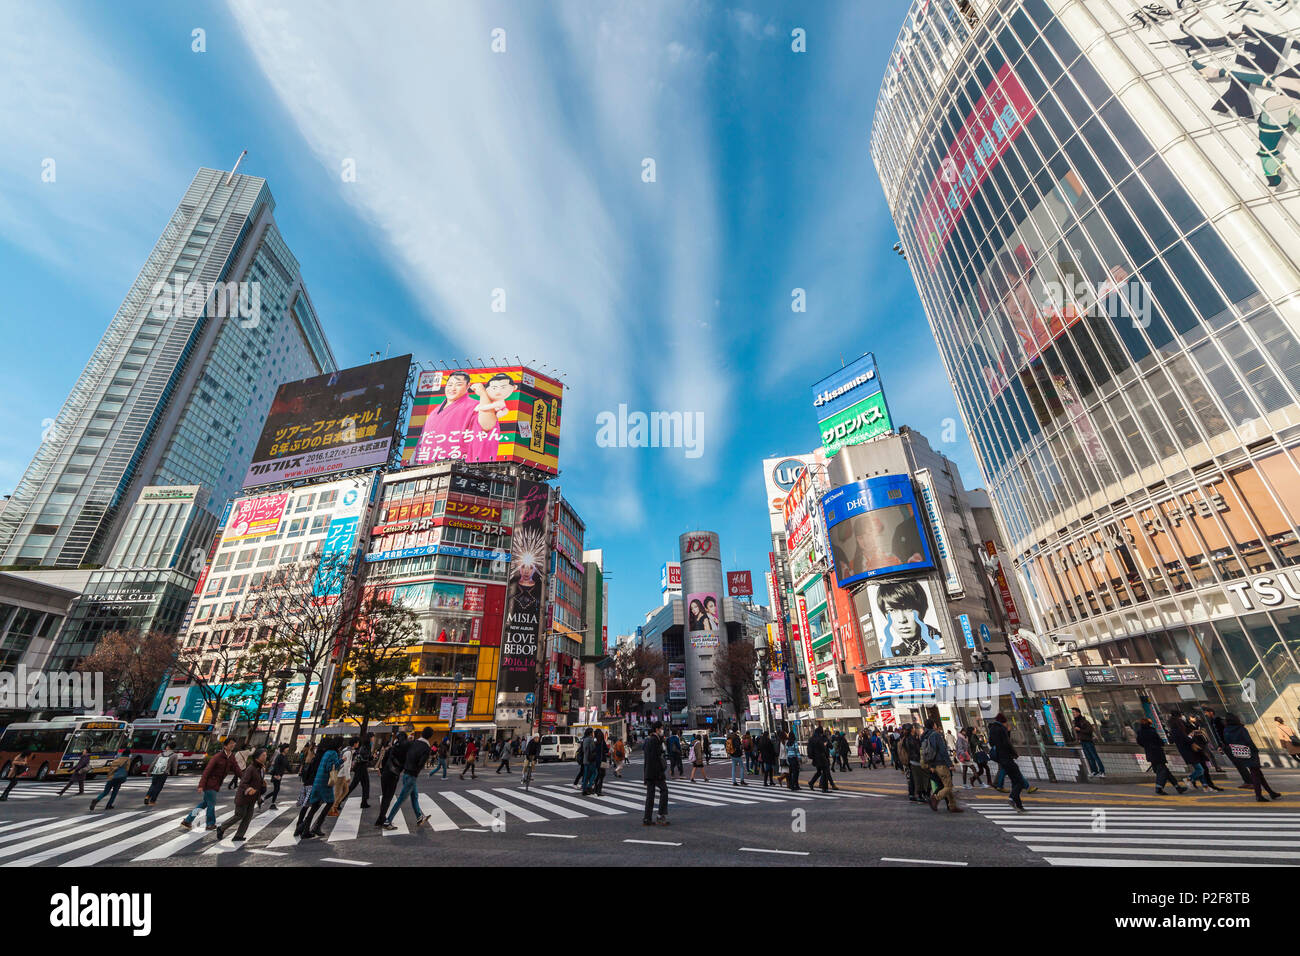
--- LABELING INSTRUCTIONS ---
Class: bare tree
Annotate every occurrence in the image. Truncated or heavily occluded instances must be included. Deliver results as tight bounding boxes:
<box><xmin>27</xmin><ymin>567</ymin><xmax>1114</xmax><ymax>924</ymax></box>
<box><xmin>173</xmin><ymin>630</ymin><xmax>265</xmax><ymax>734</ymax></box>
<box><xmin>711</xmin><ymin>637</ymin><xmax>758</xmax><ymax>727</ymax></box>
<box><xmin>78</xmin><ymin>629</ymin><xmax>178</xmax><ymax>720</ymax></box>
<box><xmin>251</xmin><ymin>548</ymin><xmax>361</xmax><ymax>747</ymax></box>
<box><xmin>336</xmin><ymin>589</ymin><xmax>421</xmax><ymax>736</ymax></box>
<box><xmin>605</xmin><ymin>645</ymin><xmax>667</xmax><ymax>719</ymax></box>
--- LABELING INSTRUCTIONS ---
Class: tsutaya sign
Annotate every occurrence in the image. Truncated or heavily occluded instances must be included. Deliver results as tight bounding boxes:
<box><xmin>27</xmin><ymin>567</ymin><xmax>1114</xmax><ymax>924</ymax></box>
<box><xmin>1225</xmin><ymin>570</ymin><xmax>1300</xmax><ymax>613</ymax></box>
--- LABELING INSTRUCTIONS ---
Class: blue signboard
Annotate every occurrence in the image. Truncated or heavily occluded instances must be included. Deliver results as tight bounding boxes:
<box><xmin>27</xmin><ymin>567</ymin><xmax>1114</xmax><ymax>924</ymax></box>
<box><xmin>810</xmin><ymin>352</ymin><xmax>886</xmax><ymax>422</ymax></box>
<box><xmin>366</xmin><ymin>542</ymin><xmax>510</xmax><ymax>563</ymax></box>
<box><xmin>958</xmin><ymin>614</ymin><xmax>974</xmax><ymax>649</ymax></box>
<box><xmin>820</xmin><ymin>475</ymin><xmax>934</xmax><ymax>588</ymax></box>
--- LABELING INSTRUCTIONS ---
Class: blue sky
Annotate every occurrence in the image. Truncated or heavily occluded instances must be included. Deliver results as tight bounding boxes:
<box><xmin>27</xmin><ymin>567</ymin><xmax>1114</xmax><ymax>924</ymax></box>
<box><xmin>0</xmin><ymin>0</ymin><xmax>977</xmax><ymax>639</ymax></box>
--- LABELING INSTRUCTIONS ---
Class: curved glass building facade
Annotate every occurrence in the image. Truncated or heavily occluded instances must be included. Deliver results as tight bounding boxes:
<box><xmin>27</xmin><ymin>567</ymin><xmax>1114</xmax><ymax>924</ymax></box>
<box><xmin>873</xmin><ymin>0</ymin><xmax>1300</xmax><ymax>753</ymax></box>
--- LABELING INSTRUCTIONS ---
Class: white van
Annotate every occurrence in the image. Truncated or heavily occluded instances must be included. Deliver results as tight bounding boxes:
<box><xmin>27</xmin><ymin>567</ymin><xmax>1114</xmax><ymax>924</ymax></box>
<box><xmin>539</xmin><ymin>734</ymin><xmax>579</xmax><ymax>762</ymax></box>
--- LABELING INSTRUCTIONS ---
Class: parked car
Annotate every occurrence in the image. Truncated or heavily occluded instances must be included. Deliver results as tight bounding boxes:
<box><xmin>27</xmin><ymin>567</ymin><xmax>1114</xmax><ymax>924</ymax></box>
<box><xmin>538</xmin><ymin>734</ymin><xmax>579</xmax><ymax>762</ymax></box>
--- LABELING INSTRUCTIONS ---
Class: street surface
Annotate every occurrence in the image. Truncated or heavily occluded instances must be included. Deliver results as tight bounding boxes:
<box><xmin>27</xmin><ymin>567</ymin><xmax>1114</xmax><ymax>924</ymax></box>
<box><xmin>1</xmin><ymin>758</ymin><xmax>1296</xmax><ymax>867</ymax></box>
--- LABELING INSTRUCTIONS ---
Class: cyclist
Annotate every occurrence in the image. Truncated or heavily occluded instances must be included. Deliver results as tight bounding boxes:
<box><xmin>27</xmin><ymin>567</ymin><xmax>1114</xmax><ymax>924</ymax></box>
<box><xmin>522</xmin><ymin>733</ymin><xmax>542</xmax><ymax>789</ymax></box>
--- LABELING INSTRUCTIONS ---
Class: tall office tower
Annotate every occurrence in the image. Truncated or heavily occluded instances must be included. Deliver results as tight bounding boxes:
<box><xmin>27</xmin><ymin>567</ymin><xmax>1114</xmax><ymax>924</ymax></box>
<box><xmin>873</xmin><ymin>0</ymin><xmax>1300</xmax><ymax>754</ymax></box>
<box><xmin>0</xmin><ymin>167</ymin><xmax>336</xmax><ymax>569</ymax></box>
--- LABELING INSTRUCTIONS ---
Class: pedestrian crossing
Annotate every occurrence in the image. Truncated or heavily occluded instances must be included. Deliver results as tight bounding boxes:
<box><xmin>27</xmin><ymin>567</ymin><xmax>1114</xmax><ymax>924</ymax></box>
<box><xmin>0</xmin><ymin>778</ymin><xmax>158</xmax><ymax>802</ymax></box>
<box><xmin>0</xmin><ymin>775</ymin><xmax>861</xmax><ymax>866</ymax></box>
<box><xmin>976</xmin><ymin>806</ymin><xmax>1300</xmax><ymax>867</ymax></box>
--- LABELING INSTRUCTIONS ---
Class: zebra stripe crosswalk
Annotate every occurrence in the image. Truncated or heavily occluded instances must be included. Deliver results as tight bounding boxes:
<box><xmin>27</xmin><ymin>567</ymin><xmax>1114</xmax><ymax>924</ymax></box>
<box><xmin>0</xmin><ymin>775</ymin><xmax>861</xmax><ymax>866</ymax></box>
<box><xmin>976</xmin><ymin>806</ymin><xmax>1300</xmax><ymax>866</ymax></box>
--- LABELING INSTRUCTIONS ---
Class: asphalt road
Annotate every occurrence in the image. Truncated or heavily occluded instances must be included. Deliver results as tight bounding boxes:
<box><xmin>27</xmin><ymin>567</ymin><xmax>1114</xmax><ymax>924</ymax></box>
<box><xmin>2</xmin><ymin>758</ymin><xmax>1297</xmax><ymax>868</ymax></box>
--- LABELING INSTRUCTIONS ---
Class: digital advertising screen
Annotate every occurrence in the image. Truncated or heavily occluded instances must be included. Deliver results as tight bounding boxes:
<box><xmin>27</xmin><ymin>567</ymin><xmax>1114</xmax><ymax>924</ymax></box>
<box><xmin>402</xmin><ymin>365</ymin><xmax>562</xmax><ymax>474</ymax></box>
<box><xmin>821</xmin><ymin>474</ymin><xmax>933</xmax><ymax>588</ymax></box>
<box><xmin>243</xmin><ymin>355</ymin><xmax>411</xmax><ymax>489</ymax></box>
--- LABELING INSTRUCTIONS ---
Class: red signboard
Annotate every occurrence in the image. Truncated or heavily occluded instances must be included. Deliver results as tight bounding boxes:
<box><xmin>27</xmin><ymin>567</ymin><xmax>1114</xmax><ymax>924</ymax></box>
<box><xmin>917</xmin><ymin>64</ymin><xmax>1037</xmax><ymax>265</ymax></box>
<box><xmin>984</xmin><ymin>540</ymin><xmax>1022</xmax><ymax>629</ymax></box>
<box><xmin>726</xmin><ymin>570</ymin><xmax>753</xmax><ymax>597</ymax></box>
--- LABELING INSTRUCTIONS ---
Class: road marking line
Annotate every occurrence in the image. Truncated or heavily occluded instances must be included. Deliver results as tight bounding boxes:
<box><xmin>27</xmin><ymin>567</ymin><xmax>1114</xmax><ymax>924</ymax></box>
<box><xmin>1044</xmin><ymin>857</ymin><xmax>1275</xmax><ymax>867</ymax></box>
<box><xmin>526</xmin><ymin>787</ymin><xmax>623</xmax><ymax>815</ymax></box>
<box><xmin>6</xmin><ymin>812</ymin><xmax>160</xmax><ymax>867</ymax></box>
<box><xmin>501</xmin><ymin>789</ymin><xmax>588</xmax><ymax>819</ymax></box>
<box><xmin>133</xmin><ymin>812</ymin><xmax>238</xmax><ymax>861</ymax></box>
<box><xmin>0</xmin><ymin>812</ymin><xmax>135</xmax><ymax>860</ymax></box>
<box><xmin>441</xmin><ymin>792</ymin><xmax>499</xmax><ymax>827</ymax></box>
<box><xmin>469</xmin><ymin>789</ymin><xmax>547</xmax><ymax>823</ymax></box>
<box><xmin>249</xmin><ymin>848</ymin><xmax>286</xmax><ymax>856</ymax></box>
<box><xmin>880</xmin><ymin>857</ymin><xmax>968</xmax><ymax>866</ymax></box>
<box><xmin>207</xmin><ymin>806</ymin><xmax>291</xmax><ymax>854</ymax></box>
<box><xmin>1024</xmin><ymin>845</ymin><xmax>1300</xmax><ymax>860</ymax></box>
<box><xmin>527</xmin><ymin>832</ymin><xmax>577</xmax><ymax>839</ymax></box>
<box><xmin>624</xmin><ymin>838</ymin><xmax>681</xmax><ymax>846</ymax></box>
<box><xmin>327</xmin><ymin>799</ymin><xmax>364</xmax><ymax>842</ymax></box>
<box><xmin>738</xmin><ymin>847</ymin><xmax>809</xmax><ymax>856</ymax></box>
<box><xmin>462</xmin><ymin>827</ymin><xmax>490</xmax><ymax>832</ymax></box>
<box><xmin>321</xmin><ymin>857</ymin><xmax>369</xmax><ymax>865</ymax></box>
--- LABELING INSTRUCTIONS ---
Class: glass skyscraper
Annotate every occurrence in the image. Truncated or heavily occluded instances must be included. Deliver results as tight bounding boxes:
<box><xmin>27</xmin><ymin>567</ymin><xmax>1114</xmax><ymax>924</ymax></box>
<box><xmin>0</xmin><ymin>168</ymin><xmax>336</xmax><ymax>569</ymax></box>
<box><xmin>873</xmin><ymin>0</ymin><xmax>1300</xmax><ymax>756</ymax></box>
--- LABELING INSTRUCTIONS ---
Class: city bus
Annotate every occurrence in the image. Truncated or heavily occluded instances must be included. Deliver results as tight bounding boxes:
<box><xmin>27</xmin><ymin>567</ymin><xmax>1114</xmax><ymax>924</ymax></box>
<box><xmin>125</xmin><ymin>719</ymin><xmax>215</xmax><ymax>775</ymax></box>
<box><xmin>0</xmin><ymin>716</ymin><xmax>130</xmax><ymax>780</ymax></box>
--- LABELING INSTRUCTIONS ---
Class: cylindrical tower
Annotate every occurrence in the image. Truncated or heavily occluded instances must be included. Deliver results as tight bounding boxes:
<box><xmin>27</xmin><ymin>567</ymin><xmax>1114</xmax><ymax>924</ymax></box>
<box><xmin>873</xmin><ymin>0</ymin><xmax>1300</xmax><ymax>751</ymax></box>
<box><xmin>679</xmin><ymin>530</ymin><xmax>725</xmax><ymax>724</ymax></box>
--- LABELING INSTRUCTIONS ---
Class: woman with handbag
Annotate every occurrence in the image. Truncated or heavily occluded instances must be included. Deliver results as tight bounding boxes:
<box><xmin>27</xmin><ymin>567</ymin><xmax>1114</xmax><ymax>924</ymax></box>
<box><xmin>330</xmin><ymin>740</ymin><xmax>355</xmax><ymax>815</ymax></box>
<box><xmin>1225</xmin><ymin>714</ymin><xmax>1282</xmax><ymax>802</ymax></box>
<box><xmin>1273</xmin><ymin>716</ymin><xmax>1300</xmax><ymax>767</ymax></box>
<box><xmin>688</xmin><ymin>734</ymin><xmax>708</xmax><ymax>783</ymax></box>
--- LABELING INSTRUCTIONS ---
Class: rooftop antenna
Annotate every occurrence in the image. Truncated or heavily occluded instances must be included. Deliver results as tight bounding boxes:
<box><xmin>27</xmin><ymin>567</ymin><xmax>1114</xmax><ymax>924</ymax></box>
<box><xmin>224</xmin><ymin>150</ymin><xmax>248</xmax><ymax>186</ymax></box>
<box><xmin>385</xmin><ymin>341</ymin><xmax>391</xmax><ymax>358</ymax></box>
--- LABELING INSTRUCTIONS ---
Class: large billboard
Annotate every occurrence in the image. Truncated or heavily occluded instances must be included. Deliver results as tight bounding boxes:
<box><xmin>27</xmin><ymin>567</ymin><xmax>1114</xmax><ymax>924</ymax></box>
<box><xmin>865</xmin><ymin>578</ymin><xmax>946</xmax><ymax>661</ymax></box>
<box><xmin>243</xmin><ymin>355</ymin><xmax>411</xmax><ymax>489</ymax></box>
<box><xmin>225</xmin><ymin>491</ymin><xmax>289</xmax><ymax>542</ymax></box>
<box><xmin>762</xmin><ymin>452</ymin><xmax>823</xmax><ymax>533</ymax></box>
<box><xmin>810</xmin><ymin>353</ymin><xmax>893</xmax><ymax>457</ymax></box>
<box><xmin>821</xmin><ymin>475</ymin><xmax>934</xmax><ymax>588</ymax></box>
<box><xmin>685</xmin><ymin>591</ymin><xmax>720</xmax><ymax>649</ymax></box>
<box><xmin>402</xmin><ymin>366</ymin><xmax>562</xmax><ymax>474</ymax></box>
<box><xmin>782</xmin><ymin>460</ymin><xmax>830</xmax><ymax>586</ymax></box>
<box><xmin>500</xmin><ymin>478</ymin><xmax>551</xmax><ymax>693</ymax></box>
<box><xmin>726</xmin><ymin>571</ymin><xmax>753</xmax><ymax>597</ymax></box>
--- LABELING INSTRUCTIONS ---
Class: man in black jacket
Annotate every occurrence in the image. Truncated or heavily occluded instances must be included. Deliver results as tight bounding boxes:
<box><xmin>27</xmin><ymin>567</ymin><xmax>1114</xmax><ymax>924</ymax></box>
<box><xmin>374</xmin><ymin>731</ymin><xmax>409</xmax><ymax>827</ymax></box>
<box><xmin>642</xmin><ymin>725</ymin><xmax>669</xmax><ymax>826</ymax></box>
<box><xmin>806</xmin><ymin>726</ymin><xmax>835</xmax><ymax>792</ymax></box>
<box><xmin>987</xmin><ymin>713</ymin><xmax>1030</xmax><ymax>811</ymax></box>
<box><xmin>757</xmin><ymin>731</ymin><xmax>777</xmax><ymax>786</ymax></box>
<box><xmin>347</xmin><ymin>733</ymin><xmax>373</xmax><ymax>808</ymax></box>
<box><xmin>1136</xmin><ymin>718</ymin><xmax>1186</xmax><ymax>795</ymax></box>
<box><xmin>268</xmin><ymin>744</ymin><xmax>291</xmax><ymax>809</ymax></box>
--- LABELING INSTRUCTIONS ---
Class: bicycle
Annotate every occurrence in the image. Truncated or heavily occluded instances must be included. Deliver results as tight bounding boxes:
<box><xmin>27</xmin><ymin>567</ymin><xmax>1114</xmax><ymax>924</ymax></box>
<box><xmin>520</xmin><ymin>758</ymin><xmax>536</xmax><ymax>791</ymax></box>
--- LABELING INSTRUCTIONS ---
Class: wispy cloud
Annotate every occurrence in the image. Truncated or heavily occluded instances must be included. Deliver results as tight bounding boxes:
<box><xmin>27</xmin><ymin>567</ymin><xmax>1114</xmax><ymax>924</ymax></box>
<box><xmin>226</xmin><ymin>0</ymin><xmax>736</xmax><ymax>512</ymax></box>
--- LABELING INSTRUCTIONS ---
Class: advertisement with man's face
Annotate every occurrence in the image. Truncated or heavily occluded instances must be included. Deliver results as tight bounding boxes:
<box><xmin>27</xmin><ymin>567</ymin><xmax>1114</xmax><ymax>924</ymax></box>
<box><xmin>822</xmin><ymin>476</ymin><xmax>933</xmax><ymax>588</ymax></box>
<box><xmin>243</xmin><ymin>355</ymin><xmax>411</xmax><ymax>489</ymax></box>
<box><xmin>402</xmin><ymin>366</ymin><xmax>562</xmax><ymax>474</ymax></box>
<box><xmin>866</xmin><ymin>578</ymin><xmax>946</xmax><ymax>661</ymax></box>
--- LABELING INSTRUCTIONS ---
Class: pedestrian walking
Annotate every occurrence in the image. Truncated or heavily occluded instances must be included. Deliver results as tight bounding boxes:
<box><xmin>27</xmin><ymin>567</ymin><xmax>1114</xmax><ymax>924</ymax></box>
<box><xmin>726</xmin><ymin>728</ymin><xmax>747</xmax><ymax>786</ymax></box>
<box><xmin>1169</xmin><ymin>712</ymin><xmax>1220</xmax><ymax>791</ymax></box>
<box><xmin>346</xmin><ymin>733</ymin><xmax>373</xmax><ymax>807</ymax></box>
<box><xmin>89</xmin><ymin>748</ymin><xmax>132</xmax><ymax>811</ymax></box>
<box><xmin>294</xmin><ymin>742</ymin><xmax>339</xmax><ymax>839</ymax></box>
<box><xmin>268</xmin><ymin>744</ymin><xmax>291</xmax><ymax>809</ymax></box>
<box><xmin>688</xmin><ymin>734</ymin><xmax>708</xmax><ymax>782</ymax></box>
<box><xmin>227</xmin><ymin>742</ymin><xmax>251</xmax><ymax>790</ymax></box>
<box><xmin>460</xmin><ymin>737</ymin><xmax>479</xmax><ymax>779</ymax></box>
<box><xmin>1135</xmin><ymin>717</ymin><xmax>1187</xmax><ymax>795</ymax></box>
<box><xmin>217</xmin><ymin>747</ymin><xmax>267</xmax><ymax>842</ymax></box>
<box><xmin>1072</xmin><ymin>707</ymin><xmax>1106</xmax><ymax>778</ymax></box>
<box><xmin>807</xmin><ymin>725</ymin><xmax>836</xmax><ymax>792</ymax></box>
<box><xmin>573</xmin><ymin>729</ymin><xmax>589</xmax><ymax>788</ymax></box>
<box><xmin>592</xmin><ymin>729</ymin><xmax>609</xmax><ymax>795</ymax></box>
<box><xmin>1</xmin><ymin>751</ymin><xmax>30</xmax><ymax>801</ymax></box>
<box><xmin>920</xmin><ymin>719</ymin><xmax>962</xmax><ymax>812</ymax></box>
<box><xmin>971</xmin><ymin>735</ymin><xmax>992</xmax><ymax>787</ymax></box>
<box><xmin>376</xmin><ymin>732</ymin><xmax>407</xmax><ymax>826</ymax></box>
<box><xmin>612</xmin><ymin>737</ymin><xmax>626</xmax><ymax>778</ymax></box>
<box><xmin>495</xmin><ymin>736</ymin><xmax>512</xmax><ymax>774</ymax></box>
<box><xmin>383</xmin><ymin>727</ymin><xmax>434</xmax><ymax>830</ymax></box>
<box><xmin>145</xmin><ymin>742</ymin><xmax>178</xmax><ymax>805</ymax></box>
<box><xmin>988</xmin><ymin>713</ymin><xmax>1030</xmax><ymax>812</ymax></box>
<box><xmin>955</xmin><ymin>727</ymin><xmax>974</xmax><ymax>787</ymax></box>
<box><xmin>1225</xmin><ymin>714</ymin><xmax>1283</xmax><ymax>802</ymax></box>
<box><xmin>900</xmin><ymin>724</ymin><xmax>926</xmax><ymax>803</ymax></box>
<box><xmin>836</xmin><ymin>732</ymin><xmax>852</xmax><ymax>773</ymax></box>
<box><xmin>783</xmin><ymin>732</ymin><xmax>801</xmax><ymax>790</ymax></box>
<box><xmin>329</xmin><ymin>739</ymin><xmax>355</xmax><ymax>814</ymax></box>
<box><xmin>667</xmin><ymin>731</ymin><xmax>684</xmax><ymax>778</ymax></box>
<box><xmin>758</xmin><ymin>730</ymin><xmax>776</xmax><ymax>786</ymax></box>
<box><xmin>1274</xmin><ymin>716</ymin><xmax>1300</xmax><ymax>767</ymax></box>
<box><xmin>58</xmin><ymin>750</ymin><xmax>91</xmax><ymax>796</ymax></box>
<box><xmin>182</xmin><ymin>739</ymin><xmax>239</xmax><ymax>831</ymax></box>
<box><xmin>430</xmin><ymin>737</ymin><xmax>449</xmax><ymax>778</ymax></box>
<box><xmin>580</xmin><ymin>729</ymin><xmax>600</xmax><ymax>794</ymax></box>
<box><xmin>641</xmin><ymin>724</ymin><xmax>669</xmax><ymax>826</ymax></box>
